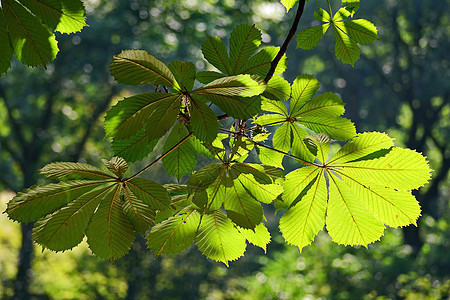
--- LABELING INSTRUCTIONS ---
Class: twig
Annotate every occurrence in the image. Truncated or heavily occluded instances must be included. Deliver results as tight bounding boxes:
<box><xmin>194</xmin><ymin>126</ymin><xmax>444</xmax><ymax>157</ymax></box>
<box><xmin>264</xmin><ymin>0</ymin><xmax>307</xmax><ymax>83</ymax></box>
<box><xmin>127</xmin><ymin>133</ymin><xmax>193</xmax><ymax>180</ymax></box>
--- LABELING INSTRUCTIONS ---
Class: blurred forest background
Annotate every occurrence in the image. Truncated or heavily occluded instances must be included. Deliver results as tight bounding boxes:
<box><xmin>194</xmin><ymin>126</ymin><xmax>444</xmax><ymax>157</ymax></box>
<box><xmin>0</xmin><ymin>0</ymin><xmax>448</xmax><ymax>299</ymax></box>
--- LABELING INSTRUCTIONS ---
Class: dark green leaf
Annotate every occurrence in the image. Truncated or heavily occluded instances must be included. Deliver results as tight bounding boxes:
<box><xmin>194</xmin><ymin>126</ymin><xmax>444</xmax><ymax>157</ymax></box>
<box><xmin>110</xmin><ymin>50</ymin><xmax>178</xmax><ymax>89</ymax></box>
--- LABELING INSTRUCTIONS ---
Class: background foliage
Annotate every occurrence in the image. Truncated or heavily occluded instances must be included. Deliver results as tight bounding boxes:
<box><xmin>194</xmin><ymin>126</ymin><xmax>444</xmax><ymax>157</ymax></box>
<box><xmin>0</xmin><ymin>0</ymin><xmax>448</xmax><ymax>299</ymax></box>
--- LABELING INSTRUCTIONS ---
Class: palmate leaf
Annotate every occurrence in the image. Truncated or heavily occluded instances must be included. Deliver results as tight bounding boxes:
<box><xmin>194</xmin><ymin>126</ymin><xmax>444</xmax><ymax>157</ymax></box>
<box><xmin>256</xmin><ymin>75</ymin><xmax>355</xmax><ymax>162</ymax></box>
<box><xmin>279</xmin><ymin>132</ymin><xmax>431</xmax><ymax>251</ymax></box>
<box><xmin>6</xmin><ymin>158</ymin><xmax>170</xmax><ymax>260</ymax></box>
<box><xmin>0</xmin><ymin>0</ymin><xmax>86</xmax><ymax>74</ymax></box>
<box><xmin>33</xmin><ymin>185</ymin><xmax>113</xmax><ymax>252</ymax></box>
<box><xmin>296</xmin><ymin>7</ymin><xmax>378</xmax><ymax>65</ymax></box>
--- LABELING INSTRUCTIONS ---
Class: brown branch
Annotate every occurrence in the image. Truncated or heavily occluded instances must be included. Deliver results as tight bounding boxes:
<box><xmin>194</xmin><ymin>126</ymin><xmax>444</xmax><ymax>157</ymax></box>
<box><xmin>264</xmin><ymin>0</ymin><xmax>307</xmax><ymax>83</ymax></box>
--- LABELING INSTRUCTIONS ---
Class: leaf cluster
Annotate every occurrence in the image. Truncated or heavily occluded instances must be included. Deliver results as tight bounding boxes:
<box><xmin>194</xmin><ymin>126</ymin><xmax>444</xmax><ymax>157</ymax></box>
<box><xmin>4</xmin><ymin>0</ymin><xmax>432</xmax><ymax>265</ymax></box>
<box><xmin>0</xmin><ymin>0</ymin><xmax>87</xmax><ymax>74</ymax></box>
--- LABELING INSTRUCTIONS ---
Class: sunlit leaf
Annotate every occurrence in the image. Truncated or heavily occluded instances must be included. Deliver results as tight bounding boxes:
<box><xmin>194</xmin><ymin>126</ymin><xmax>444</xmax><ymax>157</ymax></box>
<box><xmin>147</xmin><ymin>205</ymin><xmax>201</xmax><ymax>256</ymax></box>
<box><xmin>196</xmin><ymin>210</ymin><xmax>247</xmax><ymax>266</ymax></box>
<box><xmin>86</xmin><ymin>186</ymin><xmax>135</xmax><ymax>260</ymax></box>
<box><xmin>229</xmin><ymin>24</ymin><xmax>261</xmax><ymax>75</ymax></box>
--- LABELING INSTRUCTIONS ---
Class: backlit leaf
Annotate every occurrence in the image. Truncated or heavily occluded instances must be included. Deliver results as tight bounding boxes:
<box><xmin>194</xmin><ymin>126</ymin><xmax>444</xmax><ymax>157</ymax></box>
<box><xmin>147</xmin><ymin>205</ymin><xmax>201</xmax><ymax>256</ymax></box>
<box><xmin>86</xmin><ymin>186</ymin><xmax>135</xmax><ymax>260</ymax></box>
<box><xmin>229</xmin><ymin>24</ymin><xmax>261</xmax><ymax>75</ymax></box>
<box><xmin>196</xmin><ymin>210</ymin><xmax>247</xmax><ymax>266</ymax></box>
<box><xmin>110</xmin><ymin>50</ymin><xmax>178</xmax><ymax>89</ymax></box>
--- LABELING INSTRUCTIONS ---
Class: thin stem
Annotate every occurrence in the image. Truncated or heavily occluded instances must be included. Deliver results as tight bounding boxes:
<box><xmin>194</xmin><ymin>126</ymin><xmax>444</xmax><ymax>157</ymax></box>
<box><xmin>248</xmin><ymin>138</ymin><xmax>320</xmax><ymax>167</ymax></box>
<box><xmin>264</xmin><ymin>0</ymin><xmax>307</xmax><ymax>83</ymax></box>
<box><xmin>127</xmin><ymin>133</ymin><xmax>193</xmax><ymax>180</ymax></box>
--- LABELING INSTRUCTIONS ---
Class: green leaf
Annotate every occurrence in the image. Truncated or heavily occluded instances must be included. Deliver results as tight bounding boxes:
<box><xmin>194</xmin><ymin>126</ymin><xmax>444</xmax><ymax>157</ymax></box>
<box><xmin>333</xmin><ymin>7</ymin><xmax>352</xmax><ymax>22</ymax></box>
<box><xmin>261</xmin><ymin>98</ymin><xmax>289</xmax><ymax>115</ymax></box>
<box><xmin>238</xmin><ymin>47</ymin><xmax>288</xmax><ymax>77</ymax></box>
<box><xmin>278</xmin><ymin>132</ymin><xmax>431</xmax><ymax>250</ymax></box>
<box><xmin>162</xmin><ymin>122</ymin><xmax>198</xmax><ymax>180</ymax></box>
<box><xmin>147</xmin><ymin>205</ymin><xmax>201</xmax><ymax>256</ymax></box>
<box><xmin>201</xmin><ymin>35</ymin><xmax>230</xmax><ymax>74</ymax></box>
<box><xmin>296</xmin><ymin>24</ymin><xmax>330</xmax><ymax>50</ymax></box>
<box><xmin>223</xmin><ymin>178</ymin><xmax>263</xmax><ymax>229</ymax></box>
<box><xmin>193</xmin><ymin>75</ymin><xmax>265</xmax><ymax>98</ymax></box>
<box><xmin>33</xmin><ymin>185</ymin><xmax>112</xmax><ymax>252</ymax></box>
<box><xmin>144</xmin><ymin>94</ymin><xmax>182</xmax><ymax>141</ymax></box>
<box><xmin>229</xmin><ymin>136</ymin><xmax>254</xmax><ymax>163</ymax></box>
<box><xmin>19</xmin><ymin>0</ymin><xmax>87</xmax><ymax>33</ymax></box>
<box><xmin>196</xmin><ymin>210</ymin><xmax>247</xmax><ymax>266</ymax></box>
<box><xmin>122</xmin><ymin>187</ymin><xmax>156</xmax><ymax>234</ymax></box>
<box><xmin>189</xmin><ymin>95</ymin><xmax>219</xmax><ymax>143</ymax></box>
<box><xmin>273</xmin><ymin>123</ymin><xmax>292</xmax><ymax>153</ymax></box>
<box><xmin>337</xmin><ymin>19</ymin><xmax>379</xmax><ymax>45</ymax></box>
<box><xmin>290</xmin><ymin>123</ymin><xmax>315</xmax><ymax>162</ymax></box>
<box><xmin>192</xmin><ymin>172</ymin><xmax>227</xmax><ymax>212</ymax></box>
<box><xmin>279</xmin><ymin>170</ymin><xmax>327</xmax><ymax>252</ymax></box>
<box><xmin>40</xmin><ymin>162</ymin><xmax>116</xmax><ymax>181</ymax></box>
<box><xmin>235</xmin><ymin>173</ymin><xmax>283</xmax><ymax>204</ymax></box>
<box><xmin>280</xmin><ymin>0</ymin><xmax>299</xmax><ymax>12</ymax></box>
<box><xmin>335</xmin><ymin>147</ymin><xmax>432</xmax><ymax>190</ymax></box>
<box><xmin>104</xmin><ymin>93</ymin><xmax>178</xmax><ymax>139</ymax></box>
<box><xmin>110</xmin><ymin>50</ymin><xmax>178</xmax><ymax>89</ymax></box>
<box><xmin>126</xmin><ymin>178</ymin><xmax>170</xmax><ymax>210</ymax></box>
<box><xmin>256</xmin><ymin>146</ymin><xmax>284</xmax><ymax>169</ymax></box>
<box><xmin>332</xmin><ymin>25</ymin><xmax>360</xmax><ymax>66</ymax></box>
<box><xmin>187</xmin><ymin>163</ymin><xmax>225</xmax><ymax>195</ymax></box>
<box><xmin>6</xmin><ymin>180</ymin><xmax>111</xmax><ymax>223</ymax></box>
<box><xmin>313</xmin><ymin>8</ymin><xmax>331</xmax><ymax>22</ymax></box>
<box><xmin>168</xmin><ymin>60</ymin><xmax>196</xmax><ymax>91</ymax></box>
<box><xmin>2</xmin><ymin>0</ymin><xmax>58</xmax><ymax>66</ymax></box>
<box><xmin>238</xmin><ymin>223</ymin><xmax>271</xmax><ymax>252</ymax></box>
<box><xmin>196</xmin><ymin>71</ymin><xmax>226</xmax><ymax>84</ymax></box>
<box><xmin>290</xmin><ymin>75</ymin><xmax>321</xmax><ymax>116</ymax></box>
<box><xmin>102</xmin><ymin>157</ymin><xmax>128</xmax><ymax>178</ymax></box>
<box><xmin>86</xmin><ymin>186</ymin><xmax>135</xmax><ymax>260</ymax></box>
<box><xmin>329</xmin><ymin>132</ymin><xmax>394</xmax><ymax>164</ymax></box>
<box><xmin>264</xmin><ymin>76</ymin><xmax>291</xmax><ymax>101</ymax></box>
<box><xmin>326</xmin><ymin>175</ymin><xmax>385</xmax><ymax>246</ymax></box>
<box><xmin>199</xmin><ymin>93</ymin><xmax>262</xmax><ymax>119</ymax></box>
<box><xmin>111</xmin><ymin>128</ymin><xmax>158</xmax><ymax>162</ymax></box>
<box><xmin>292</xmin><ymin>92</ymin><xmax>356</xmax><ymax>141</ymax></box>
<box><xmin>341</xmin><ymin>177</ymin><xmax>421</xmax><ymax>227</ymax></box>
<box><xmin>229</xmin><ymin>24</ymin><xmax>261</xmax><ymax>75</ymax></box>
<box><xmin>281</xmin><ymin>166</ymin><xmax>320</xmax><ymax>208</ymax></box>
<box><xmin>0</xmin><ymin>11</ymin><xmax>13</xmax><ymax>74</ymax></box>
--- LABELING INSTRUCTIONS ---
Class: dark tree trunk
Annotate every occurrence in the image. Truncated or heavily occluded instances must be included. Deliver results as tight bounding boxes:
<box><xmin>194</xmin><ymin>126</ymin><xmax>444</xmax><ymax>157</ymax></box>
<box><xmin>13</xmin><ymin>223</ymin><xmax>34</xmax><ymax>300</ymax></box>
